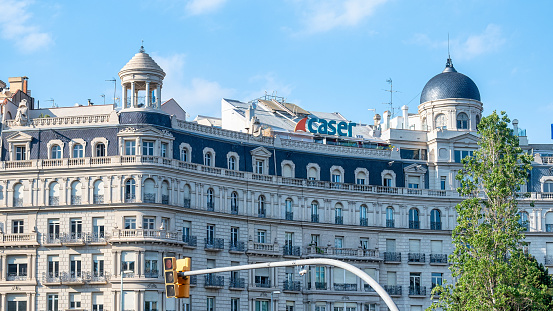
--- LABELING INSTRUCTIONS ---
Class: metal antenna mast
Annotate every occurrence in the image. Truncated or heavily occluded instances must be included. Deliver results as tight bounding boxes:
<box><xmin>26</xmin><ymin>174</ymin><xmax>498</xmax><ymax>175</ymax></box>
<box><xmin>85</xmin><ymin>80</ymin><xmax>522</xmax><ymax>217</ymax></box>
<box><xmin>382</xmin><ymin>78</ymin><xmax>400</xmax><ymax>117</ymax></box>
<box><xmin>106</xmin><ymin>78</ymin><xmax>117</xmax><ymax>106</ymax></box>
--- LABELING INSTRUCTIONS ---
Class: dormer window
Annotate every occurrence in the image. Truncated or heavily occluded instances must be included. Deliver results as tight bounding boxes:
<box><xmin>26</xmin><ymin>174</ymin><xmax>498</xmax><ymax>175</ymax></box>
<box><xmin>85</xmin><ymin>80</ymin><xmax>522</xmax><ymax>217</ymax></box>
<box><xmin>73</xmin><ymin>144</ymin><xmax>84</xmax><ymax>158</ymax></box>
<box><xmin>15</xmin><ymin>146</ymin><xmax>26</xmax><ymax>160</ymax></box>
<box><xmin>256</xmin><ymin>160</ymin><xmax>264</xmax><ymax>174</ymax></box>
<box><xmin>96</xmin><ymin>143</ymin><xmax>106</xmax><ymax>157</ymax></box>
<box><xmin>161</xmin><ymin>142</ymin><xmax>168</xmax><ymax>158</ymax></box>
<box><xmin>142</xmin><ymin>140</ymin><xmax>154</xmax><ymax>156</ymax></box>
<box><xmin>125</xmin><ymin>141</ymin><xmax>136</xmax><ymax>155</ymax></box>
<box><xmin>51</xmin><ymin>145</ymin><xmax>62</xmax><ymax>159</ymax></box>
<box><xmin>205</xmin><ymin>153</ymin><xmax>212</xmax><ymax>166</ymax></box>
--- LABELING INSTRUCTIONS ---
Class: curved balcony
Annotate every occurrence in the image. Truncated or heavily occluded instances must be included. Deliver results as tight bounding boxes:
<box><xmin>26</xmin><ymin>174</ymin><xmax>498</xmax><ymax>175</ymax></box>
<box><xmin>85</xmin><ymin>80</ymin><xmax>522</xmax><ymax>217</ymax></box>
<box><xmin>304</xmin><ymin>245</ymin><xmax>379</xmax><ymax>261</ymax></box>
<box><xmin>110</xmin><ymin>229</ymin><xmax>184</xmax><ymax>245</ymax></box>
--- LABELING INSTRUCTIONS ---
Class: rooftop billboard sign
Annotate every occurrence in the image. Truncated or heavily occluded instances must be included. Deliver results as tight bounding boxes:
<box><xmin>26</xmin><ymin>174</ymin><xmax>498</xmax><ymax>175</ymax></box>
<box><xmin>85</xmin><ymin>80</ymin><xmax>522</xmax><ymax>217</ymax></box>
<box><xmin>295</xmin><ymin>117</ymin><xmax>356</xmax><ymax>137</ymax></box>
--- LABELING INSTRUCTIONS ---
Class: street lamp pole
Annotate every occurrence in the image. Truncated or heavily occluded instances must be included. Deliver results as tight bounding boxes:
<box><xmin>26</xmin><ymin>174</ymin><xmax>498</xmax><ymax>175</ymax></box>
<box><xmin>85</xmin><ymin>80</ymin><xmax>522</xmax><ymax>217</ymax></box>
<box><xmin>120</xmin><ymin>258</ymin><xmax>133</xmax><ymax>311</ymax></box>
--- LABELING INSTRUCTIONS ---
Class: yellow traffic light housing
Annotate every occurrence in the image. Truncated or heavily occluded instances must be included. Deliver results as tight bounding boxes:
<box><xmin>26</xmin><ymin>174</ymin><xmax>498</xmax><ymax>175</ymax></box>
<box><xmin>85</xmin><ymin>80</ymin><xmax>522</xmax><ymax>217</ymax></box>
<box><xmin>175</xmin><ymin>257</ymin><xmax>191</xmax><ymax>298</ymax></box>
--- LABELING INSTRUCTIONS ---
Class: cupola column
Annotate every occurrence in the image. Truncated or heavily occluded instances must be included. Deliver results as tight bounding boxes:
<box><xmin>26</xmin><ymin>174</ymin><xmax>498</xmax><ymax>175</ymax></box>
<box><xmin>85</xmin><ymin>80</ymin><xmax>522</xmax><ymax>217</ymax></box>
<box><xmin>145</xmin><ymin>82</ymin><xmax>151</xmax><ymax>107</ymax></box>
<box><xmin>130</xmin><ymin>82</ymin><xmax>136</xmax><ymax>108</ymax></box>
<box><xmin>122</xmin><ymin>85</ymin><xmax>128</xmax><ymax>108</ymax></box>
<box><xmin>156</xmin><ymin>85</ymin><xmax>162</xmax><ymax>108</ymax></box>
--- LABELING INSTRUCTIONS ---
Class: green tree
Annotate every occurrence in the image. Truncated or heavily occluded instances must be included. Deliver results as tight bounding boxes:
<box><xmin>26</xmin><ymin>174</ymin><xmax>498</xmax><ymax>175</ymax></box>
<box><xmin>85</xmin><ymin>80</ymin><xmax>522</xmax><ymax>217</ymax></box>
<box><xmin>429</xmin><ymin>111</ymin><xmax>552</xmax><ymax>311</ymax></box>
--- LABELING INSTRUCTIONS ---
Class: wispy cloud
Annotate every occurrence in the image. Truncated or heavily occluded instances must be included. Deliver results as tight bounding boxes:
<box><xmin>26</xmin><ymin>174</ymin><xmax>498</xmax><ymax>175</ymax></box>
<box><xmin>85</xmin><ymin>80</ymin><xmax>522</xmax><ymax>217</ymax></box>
<box><xmin>407</xmin><ymin>24</ymin><xmax>506</xmax><ymax>60</ymax></box>
<box><xmin>293</xmin><ymin>0</ymin><xmax>388</xmax><ymax>35</ymax></box>
<box><xmin>185</xmin><ymin>0</ymin><xmax>227</xmax><ymax>15</ymax></box>
<box><xmin>154</xmin><ymin>53</ymin><xmax>235</xmax><ymax>119</ymax></box>
<box><xmin>0</xmin><ymin>0</ymin><xmax>53</xmax><ymax>53</ymax></box>
<box><xmin>243</xmin><ymin>73</ymin><xmax>294</xmax><ymax>102</ymax></box>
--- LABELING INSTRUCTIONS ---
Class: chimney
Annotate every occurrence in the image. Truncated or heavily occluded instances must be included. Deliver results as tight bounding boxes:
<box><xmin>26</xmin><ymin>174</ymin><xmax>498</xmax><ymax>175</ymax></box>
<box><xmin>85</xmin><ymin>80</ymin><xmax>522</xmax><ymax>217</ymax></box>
<box><xmin>513</xmin><ymin>119</ymin><xmax>519</xmax><ymax>136</ymax></box>
<box><xmin>383</xmin><ymin>110</ymin><xmax>390</xmax><ymax>130</ymax></box>
<box><xmin>22</xmin><ymin>77</ymin><xmax>28</xmax><ymax>94</ymax></box>
<box><xmin>402</xmin><ymin>105</ymin><xmax>409</xmax><ymax>129</ymax></box>
<box><xmin>373</xmin><ymin>114</ymin><xmax>381</xmax><ymax>127</ymax></box>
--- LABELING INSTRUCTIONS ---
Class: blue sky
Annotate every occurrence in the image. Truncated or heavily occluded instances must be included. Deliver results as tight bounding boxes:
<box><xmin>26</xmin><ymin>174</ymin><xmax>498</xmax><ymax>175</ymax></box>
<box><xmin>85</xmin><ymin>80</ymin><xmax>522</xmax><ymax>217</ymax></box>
<box><xmin>1</xmin><ymin>0</ymin><xmax>552</xmax><ymax>142</ymax></box>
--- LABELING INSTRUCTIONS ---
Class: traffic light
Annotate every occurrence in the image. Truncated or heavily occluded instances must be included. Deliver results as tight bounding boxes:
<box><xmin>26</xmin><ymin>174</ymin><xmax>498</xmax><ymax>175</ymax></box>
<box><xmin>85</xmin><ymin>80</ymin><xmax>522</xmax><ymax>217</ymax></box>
<box><xmin>175</xmin><ymin>257</ymin><xmax>191</xmax><ymax>298</ymax></box>
<box><xmin>163</xmin><ymin>257</ymin><xmax>177</xmax><ymax>298</ymax></box>
<box><xmin>163</xmin><ymin>257</ymin><xmax>192</xmax><ymax>298</ymax></box>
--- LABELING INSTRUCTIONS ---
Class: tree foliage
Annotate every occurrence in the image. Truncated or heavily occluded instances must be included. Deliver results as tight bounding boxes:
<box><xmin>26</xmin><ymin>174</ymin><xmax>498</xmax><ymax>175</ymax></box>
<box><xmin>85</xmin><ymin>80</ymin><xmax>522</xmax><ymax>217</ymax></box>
<box><xmin>429</xmin><ymin>111</ymin><xmax>553</xmax><ymax>311</ymax></box>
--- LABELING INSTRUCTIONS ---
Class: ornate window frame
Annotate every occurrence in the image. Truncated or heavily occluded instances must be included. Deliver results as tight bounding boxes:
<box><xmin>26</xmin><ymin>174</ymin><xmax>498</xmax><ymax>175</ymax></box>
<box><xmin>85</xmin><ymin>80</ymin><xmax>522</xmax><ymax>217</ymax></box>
<box><xmin>69</xmin><ymin>138</ymin><xmax>87</xmax><ymax>158</ymax></box>
<box><xmin>381</xmin><ymin>170</ymin><xmax>396</xmax><ymax>187</ymax></box>
<box><xmin>330</xmin><ymin>165</ymin><xmax>344</xmax><ymax>183</ymax></box>
<box><xmin>179</xmin><ymin>143</ymin><xmax>192</xmax><ymax>162</ymax></box>
<box><xmin>354</xmin><ymin>168</ymin><xmax>369</xmax><ymax>185</ymax></box>
<box><xmin>227</xmin><ymin>151</ymin><xmax>240</xmax><ymax>170</ymax></box>
<box><xmin>281</xmin><ymin>160</ymin><xmax>295</xmax><ymax>178</ymax></box>
<box><xmin>306</xmin><ymin>163</ymin><xmax>321</xmax><ymax>181</ymax></box>
<box><xmin>203</xmin><ymin>147</ymin><xmax>216</xmax><ymax>167</ymax></box>
<box><xmin>47</xmin><ymin>139</ymin><xmax>65</xmax><ymax>159</ymax></box>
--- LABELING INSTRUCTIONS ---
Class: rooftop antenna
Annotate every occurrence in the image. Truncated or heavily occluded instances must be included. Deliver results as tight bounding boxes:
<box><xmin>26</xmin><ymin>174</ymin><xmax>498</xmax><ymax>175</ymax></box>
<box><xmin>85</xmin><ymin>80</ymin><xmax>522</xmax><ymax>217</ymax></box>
<box><xmin>105</xmin><ymin>78</ymin><xmax>116</xmax><ymax>106</ymax></box>
<box><xmin>46</xmin><ymin>98</ymin><xmax>56</xmax><ymax>108</ymax></box>
<box><xmin>382</xmin><ymin>78</ymin><xmax>399</xmax><ymax>117</ymax></box>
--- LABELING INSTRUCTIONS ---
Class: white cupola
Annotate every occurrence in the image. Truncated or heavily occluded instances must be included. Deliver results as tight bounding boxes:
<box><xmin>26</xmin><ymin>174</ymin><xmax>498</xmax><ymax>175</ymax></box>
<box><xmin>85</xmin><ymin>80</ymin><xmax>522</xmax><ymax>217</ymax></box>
<box><xmin>118</xmin><ymin>46</ymin><xmax>166</xmax><ymax>110</ymax></box>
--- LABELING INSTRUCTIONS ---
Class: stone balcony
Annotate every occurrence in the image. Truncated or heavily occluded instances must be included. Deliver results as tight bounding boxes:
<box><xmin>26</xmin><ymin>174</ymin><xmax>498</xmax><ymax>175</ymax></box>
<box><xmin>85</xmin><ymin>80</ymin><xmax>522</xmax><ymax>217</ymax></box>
<box><xmin>110</xmin><ymin>229</ymin><xmax>184</xmax><ymax>245</ymax></box>
<box><xmin>0</xmin><ymin>233</ymin><xmax>39</xmax><ymax>247</ymax></box>
<box><xmin>304</xmin><ymin>245</ymin><xmax>380</xmax><ymax>261</ymax></box>
<box><xmin>42</xmin><ymin>272</ymin><xmax>110</xmax><ymax>285</ymax></box>
<box><xmin>247</xmin><ymin>241</ymin><xmax>281</xmax><ymax>257</ymax></box>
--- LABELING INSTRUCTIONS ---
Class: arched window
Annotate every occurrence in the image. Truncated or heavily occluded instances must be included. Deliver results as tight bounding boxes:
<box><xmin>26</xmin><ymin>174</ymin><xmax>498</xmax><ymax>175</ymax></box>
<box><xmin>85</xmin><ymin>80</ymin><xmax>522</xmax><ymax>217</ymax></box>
<box><xmin>143</xmin><ymin>179</ymin><xmax>156</xmax><ymax>203</ymax></box>
<box><xmin>383</xmin><ymin>174</ymin><xmax>393</xmax><ymax>187</ymax></box>
<box><xmin>430</xmin><ymin>209</ymin><xmax>441</xmax><ymax>230</ymax></box>
<box><xmin>311</xmin><ymin>201</ymin><xmax>319</xmax><ymax>223</ymax></box>
<box><xmin>161</xmin><ymin>181</ymin><xmax>169</xmax><ymax>204</ymax></box>
<box><xmin>49</xmin><ymin>181</ymin><xmax>60</xmax><ymax>206</ymax></box>
<box><xmin>71</xmin><ymin>181</ymin><xmax>82</xmax><ymax>205</ymax></box>
<box><xmin>228</xmin><ymin>156</ymin><xmax>236</xmax><ymax>170</ymax></box>
<box><xmin>546</xmin><ymin>212</ymin><xmax>553</xmax><ymax>232</ymax></box>
<box><xmin>434</xmin><ymin>113</ymin><xmax>447</xmax><ymax>129</ymax></box>
<box><xmin>73</xmin><ymin>144</ymin><xmax>84</xmax><ymax>158</ymax></box>
<box><xmin>386</xmin><ymin>207</ymin><xmax>394</xmax><ymax>228</ymax></box>
<box><xmin>335</xmin><ymin>203</ymin><xmax>343</xmax><ymax>224</ymax></box>
<box><xmin>230</xmin><ymin>192</ymin><xmax>238</xmax><ymax>214</ymax></box>
<box><xmin>476</xmin><ymin>115</ymin><xmax>481</xmax><ymax>128</ymax></box>
<box><xmin>409</xmin><ymin>208</ymin><xmax>420</xmax><ymax>229</ymax></box>
<box><xmin>457</xmin><ymin>112</ymin><xmax>469</xmax><ymax>129</ymax></box>
<box><xmin>331</xmin><ymin>169</ymin><xmax>342</xmax><ymax>183</ymax></box>
<box><xmin>360</xmin><ymin>205</ymin><xmax>368</xmax><ymax>226</ymax></box>
<box><xmin>544</xmin><ymin>181</ymin><xmax>553</xmax><ymax>193</ymax></box>
<box><xmin>125</xmin><ymin>179</ymin><xmax>136</xmax><ymax>203</ymax></box>
<box><xmin>518</xmin><ymin>211</ymin><xmax>529</xmax><ymax>231</ymax></box>
<box><xmin>51</xmin><ymin>145</ymin><xmax>62</xmax><ymax>159</ymax></box>
<box><xmin>204</xmin><ymin>152</ymin><xmax>212</xmax><ymax>167</ymax></box>
<box><xmin>308</xmin><ymin>166</ymin><xmax>318</xmax><ymax>180</ymax></box>
<box><xmin>282</xmin><ymin>164</ymin><xmax>293</xmax><ymax>178</ymax></box>
<box><xmin>258</xmin><ymin>195</ymin><xmax>266</xmax><ymax>218</ymax></box>
<box><xmin>13</xmin><ymin>183</ymin><xmax>23</xmax><ymax>207</ymax></box>
<box><xmin>93</xmin><ymin>180</ymin><xmax>104</xmax><ymax>204</ymax></box>
<box><xmin>181</xmin><ymin>148</ymin><xmax>188</xmax><ymax>162</ymax></box>
<box><xmin>95</xmin><ymin>143</ymin><xmax>106</xmax><ymax>157</ymax></box>
<box><xmin>206</xmin><ymin>188</ymin><xmax>214</xmax><ymax>211</ymax></box>
<box><xmin>183</xmin><ymin>184</ymin><xmax>191</xmax><ymax>208</ymax></box>
<box><xmin>285</xmin><ymin>198</ymin><xmax>293</xmax><ymax>220</ymax></box>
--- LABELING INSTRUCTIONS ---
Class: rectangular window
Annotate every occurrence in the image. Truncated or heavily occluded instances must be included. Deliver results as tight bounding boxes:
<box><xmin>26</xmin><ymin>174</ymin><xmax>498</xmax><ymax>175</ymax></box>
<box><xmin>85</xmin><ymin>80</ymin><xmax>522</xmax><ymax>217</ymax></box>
<box><xmin>207</xmin><ymin>297</ymin><xmax>215</xmax><ymax>311</ymax></box>
<box><xmin>70</xmin><ymin>255</ymin><xmax>82</xmax><ymax>278</ymax></box>
<box><xmin>48</xmin><ymin>219</ymin><xmax>60</xmax><ymax>239</ymax></box>
<box><xmin>332</xmin><ymin>174</ymin><xmax>341</xmax><ymax>183</ymax></box>
<box><xmin>7</xmin><ymin>256</ymin><xmax>27</xmax><ymax>278</ymax></box>
<box><xmin>440</xmin><ymin>176</ymin><xmax>446</xmax><ymax>190</ymax></box>
<box><xmin>231</xmin><ymin>298</ymin><xmax>240</xmax><ymax>311</ymax></box>
<box><xmin>206</xmin><ymin>224</ymin><xmax>215</xmax><ymax>244</ymax></box>
<box><xmin>334</xmin><ymin>236</ymin><xmax>343</xmax><ymax>248</ymax></box>
<box><xmin>92</xmin><ymin>217</ymin><xmax>105</xmax><ymax>239</ymax></box>
<box><xmin>431</xmin><ymin>272</ymin><xmax>443</xmax><ymax>289</ymax></box>
<box><xmin>92</xmin><ymin>293</ymin><xmax>104</xmax><ymax>311</ymax></box>
<box><xmin>12</xmin><ymin>220</ymin><xmax>24</xmax><ymax>234</ymax></box>
<box><xmin>311</xmin><ymin>234</ymin><xmax>320</xmax><ymax>246</ymax></box>
<box><xmin>48</xmin><ymin>294</ymin><xmax>59</xmax><ymax>311</ymax></box>
<box><xmin>144</xmin><ymin>252</ymin><xmax>158</xmax><ymax>277</ymax></box>
<box><xmin>181</xmin><ymin>149</ymin><xmax>188</xmax><ymax>162</ymax></box>
<box><xmin>125</xmin><ymin>140</ymin><xmax>136</xmax><ymax>155</ymax></box>
<box><xmin>121</xmin><ymin>251</ymin><xmax>136</xmax><ymax>274</ymax></box>
<box><xmin>161</xmin><ymin>142</ymin><xmax>168</xmax><ymax>157</ymax></box>
<box><xmin>70</xmin><ymin>218</ymin><xmax>82</xmax><ymax>238</ymax></box>
<box><xmin>143</xmin><ymin>217</ymin><xmax>155</xmax><ymax>230</ymax></box>
<box><xmin>69</xmin><ymin>293</ymin><xmax>81</xmax><ymax>309</ymax></box>
<box><xmin>408</xmin><ymin>176</ymin><xmax>419</xmax><ymax>189</ymax></box>
<box><xmin>231</xmin><ymin>227</ymin><xmax>239</xmax><ymax>246</ymax></box>
<box><xmin>142</xmin><ymin>140</ymin><xmax>154</xmax><ymax>156</ymax></box>
<box><xmin>48</xmin><ymin>255</ymin><xmax>59</xmax><ymax>277</ymax></box>
<box><xmin>257</xmin><ymin>230</ymin><xmax>266</xmax><ymax>243</ymax></box>
<box><xmin>161</xmin><ymin>217</ymin><xmax>169</xmax><ymax>230</ymax></box>
<box><xmin>356</xmin><ymin>178</ymin><xmax>365</xmax><ymax>185</ymax></box>
<box><xmin>255</xmin><ymin>300</ymin><xmax>269</xmax><ymax>311</ymax></box>
<box><xmin>124</xmin><ymin>217</ymin><xmax>136</xmax><ymax>229</ymax></box>
<box><xmin>454</xmin><ymin>150</ymin><xmax>474</xmax><ymax>163</ymax></box>
<box><xmin>256</xmin><ymin>160</ymin><xmax>264</xmax><ymax>174</ymax></box>
<box><xmin>15</xmin><ymin>146</ymin><xmax>26</xmax><ymax>160</ymax></box>
<box><xmin>93</xmin><ymin>254</ymin><xmax>104</xmax><ymax>277</ymax></box>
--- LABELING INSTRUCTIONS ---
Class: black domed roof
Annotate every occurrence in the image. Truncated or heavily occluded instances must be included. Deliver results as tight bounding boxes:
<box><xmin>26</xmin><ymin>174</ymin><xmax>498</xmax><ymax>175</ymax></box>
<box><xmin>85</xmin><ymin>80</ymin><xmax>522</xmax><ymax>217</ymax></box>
<box><xmin>420</xmin><ymin>58</ymin><xmax>480</xmax><ymax>104</ymax></box>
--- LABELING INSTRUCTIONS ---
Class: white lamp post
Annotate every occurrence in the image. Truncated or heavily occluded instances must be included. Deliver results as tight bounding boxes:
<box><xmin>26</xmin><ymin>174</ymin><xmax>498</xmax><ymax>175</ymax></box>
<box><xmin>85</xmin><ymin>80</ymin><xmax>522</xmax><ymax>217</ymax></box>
<box><xmin>271</xmin><ymin>290</ymin><xmax>281</xmax><ymax>311</ymax></box>
<box><xmin>120</xmin><ymin>261</ymin><xmax>133</xmax><ymax>311</ymax></box>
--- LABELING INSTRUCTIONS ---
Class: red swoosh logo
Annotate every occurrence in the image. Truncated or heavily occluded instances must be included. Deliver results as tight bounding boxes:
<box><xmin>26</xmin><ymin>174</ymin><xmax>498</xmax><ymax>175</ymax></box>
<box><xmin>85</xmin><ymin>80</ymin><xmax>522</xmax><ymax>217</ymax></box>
<box><xmin>294</xmin><ymin>117</ymin><xmax>308</xmax><ymax>132</ymax></box>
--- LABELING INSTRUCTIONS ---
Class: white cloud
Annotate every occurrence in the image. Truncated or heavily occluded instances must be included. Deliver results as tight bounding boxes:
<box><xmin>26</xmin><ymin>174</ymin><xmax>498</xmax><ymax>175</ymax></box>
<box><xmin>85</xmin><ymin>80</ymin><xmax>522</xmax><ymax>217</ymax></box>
<box><xmin>153</xmin><ymin>53</ymin><xmax>235</xmax><ymax>119</ymax></box>
<box><xmin>294</xmin><ymin>0</ymin><xmax>388</xmax><ymax>34</ymax></box>
<box><xmin>407</xmin><ymin>24</ymin><xmax>506</xmax><ymax>60</ymax></box>
<box><xmin>185</xmin><ymin>0</ymin><xmax>227</xmax><ymax>15</ymax></box>
<box><xmin>0</xmin><ymin>0</ymin><xmax>53</xmax><ymax>53</ymax></box>
<box><xmin>243</xmin><ymin>73</ymin><xmax>294</xmax><ymax>102</ymax></box>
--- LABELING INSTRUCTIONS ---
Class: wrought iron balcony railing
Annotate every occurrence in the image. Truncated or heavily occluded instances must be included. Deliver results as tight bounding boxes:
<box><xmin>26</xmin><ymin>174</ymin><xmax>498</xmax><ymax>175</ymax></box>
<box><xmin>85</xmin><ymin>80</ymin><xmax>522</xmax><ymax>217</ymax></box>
<box><xmin>49</xmin><ymin>196</ymin><xmax>59</xmax><ymax>206</ymax></box>
<box><xmin>231</xmin><ymin>204</ymin><xmax>238</xmax><ymax>215</ymax></box>
<box><xmin>386</xmin><ymin>219</ymin><xmax>394</xmax><ymax>228</ymax></box>
<box><xmin>335</xmin><ymin>216</ymin><xmax>343</xmax><ymax>225</ymax></box>
<box><xmin>408</xmin><ymin>253</ymin><xmax>425</xmax><ymax>263</ymax></box>
<box><xmin>409</xmin><ymin>220</ymin><xmax>420</xmax><ymax>229</ymax></box>
<box><xmin>285</xmin><ymin>212</ymin><xmax>293</xmax><ymax>220</ymax></box>
<box><xmin>124</xmin><ymin>194</ymin><xmax>136</xmax><ymax>203</ymax></box>
<box><xmin>183</xmin><ymin>198</ymin><xmax>191</xmax><ymax>208</ymax></box>
<box><xmin>162</xmin><ymin>195</ymin><xmax>169</xmax><ymax>205</ymax></box>
<box><xmin>283</xmin><ymin>245</ymin><xmax>301</xmax><ymax>256</ymax></box>
<box><xmin>204</xmin><ymin>274</ymin><xmax>224</xmax><ymax>288</ymax></box>
<box><xmin>383</xmin><ymin>252</ymin><xmax>401</xmax><ymax>263</ymax></box>
<box><xmin>546</xmin><ymin>224</ymin><xmax>553</xmax><ymax>232</ymax></box>
<box><xmin>207</xmin><ymin>202</ymin><xmax>215</xmax><ymax>211</ymax></box>
<box><xmin>93</xmin><ymin>194</ymin><xmax>104</xmax><ymax>204</ymax></box>
<box><xmin>182</xmin><ymin>235</ymin><xmax>197</xmax><ymax>247</ymax></box>
<box><xmin>229</xmin><ymin>241</ymin><xmax>245</xmax><ymax>252</ymax></box>
<box><xmin>255</xmin><ymin>280</ymin><xmax>271</xmax><ymax>288</ymax></box>
<box><xmin>430</xmin><ymin>254</ymin><xmax>448</xmax><ymax>264</ymax></box>
<box><xmin>311</xmin><ymin>214</ymin><xmax>319</xmax><ymax>223</ymax></box>
<box><xmin>430</xmin><ymin>221</ymin><xmax>442</xmax><ymax>230</ymax></box>
<box><xmin>143</xmin><ymin>193</ymin><xmax>156</xmax><ymax>203</ymax></box>
<box><xmin>360</xmin><ymin>218</ymin><xmax>368</xmax><ymax>227</ymax></box>
<box><xmin>258</xmin><ymin>209</ymin><xmax>266</xmax><ymax>218</ymax></box>
<box><xmin>283</xmin><ymin>280</ymin><xmax>301</xmax><ymax>291</ymax></box>
<box><xmin>229</xmin><ymin>277</ymin><xmax>245</xmax><ymax>289</ymax></box>
<box><xmin>14</xmin><ymin>198</ymin><xmax>23</xmax><ymax>207</ymax></box>
<box><xmin>384</xmin><ymin>285</ymin><xmax>402</xmax><ymax>296</ymax></box>
<box><xmin>409</xmin><ymin>286</ymin><xmax>427</xmax><ymax>296</ymax></box>
<box><xmin>205</xmin><ymin>238</ymin><xmax>224</xmax><ymax>250</ymax></box>
<box><xmin>144</xmin><ymin>269</ymin><xmax>159</xmax><ymax>278</ymax></box>
<box><xmin>71</xmin><ymin>195</ymin><xmax>82</xmax><ymax>205</ymax></box>
<box><xmin>334</xmin><ymin>283</ymin><xmax>357</xmax><ymax>291</ymax></box>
